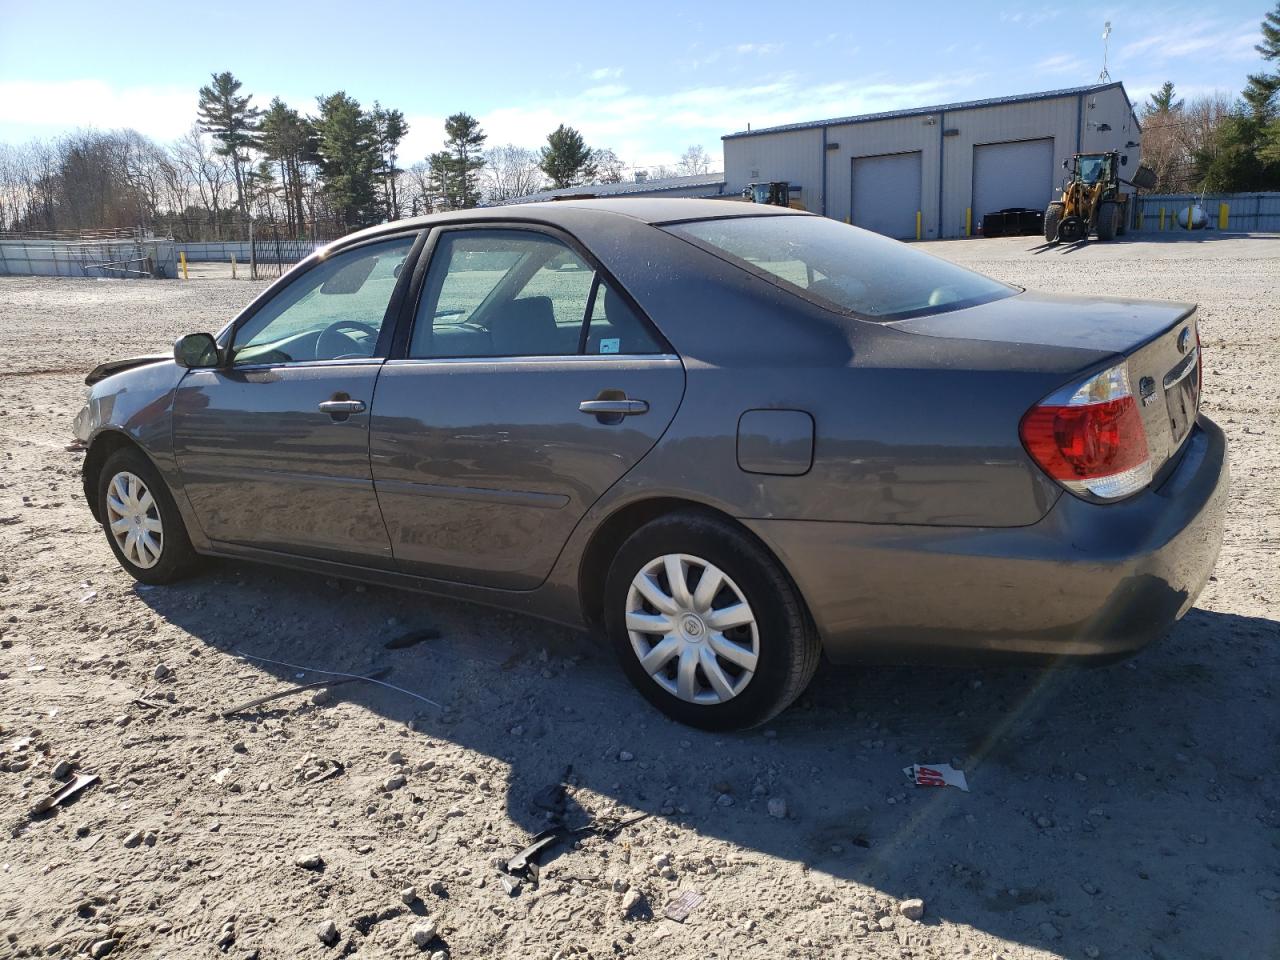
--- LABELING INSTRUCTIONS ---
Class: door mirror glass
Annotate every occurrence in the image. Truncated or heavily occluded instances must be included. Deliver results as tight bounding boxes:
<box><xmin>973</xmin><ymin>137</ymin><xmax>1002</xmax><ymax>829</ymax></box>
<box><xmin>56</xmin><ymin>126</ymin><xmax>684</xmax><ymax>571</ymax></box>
<box><xmin>174</xmin><ymin>332</ymin><xmax>219</xmax><ymax>368</ymax></box>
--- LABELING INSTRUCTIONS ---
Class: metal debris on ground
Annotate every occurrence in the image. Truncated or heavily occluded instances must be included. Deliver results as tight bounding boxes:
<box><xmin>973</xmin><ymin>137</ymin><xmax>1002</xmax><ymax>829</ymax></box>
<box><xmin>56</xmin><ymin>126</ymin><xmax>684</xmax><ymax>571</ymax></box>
<box><xmin>221</xmin><ymin>667</ymin><xmax>393</xmax><ymax>717</ymax></box>
<box><xmin>903</xmin><ymin>763</ymin><xmax>969</xmax><ymax>792</ymax></box>
<box><xmin>663</xmin><ymin>889</ymin><xmax>705</xmax><ymax>922</ymax></box>
<box><xmin>30</xmin><ymin>773</ymin><xmax>99</xmax><ymax>816</ymax></box>
<box><xmin>232</xmin><ymin>651</ymin><xmax>442</xmax><ymax>708</ymax></box>
<box><xmin>385</xmin><ymin>628</ymin><xmax>441</xmax><ymax>650</ymax></box>
<box><xmin>296</xmin><ymin>756</ymin><xmax>345</xmax><ymax>783</ymax></box>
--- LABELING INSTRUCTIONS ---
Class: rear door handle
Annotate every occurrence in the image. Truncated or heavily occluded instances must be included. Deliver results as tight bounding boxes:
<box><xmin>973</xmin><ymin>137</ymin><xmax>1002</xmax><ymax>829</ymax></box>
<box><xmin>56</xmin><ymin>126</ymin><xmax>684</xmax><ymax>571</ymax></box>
<box><xmin>578</xmin><ymin>399</ymin><xmax>648</xmax><ymax>416</ymax></box>
<box><xmin>318</xmin><ymin>399</ymin><xmax>366</xmax><ymax>417</ymax></box>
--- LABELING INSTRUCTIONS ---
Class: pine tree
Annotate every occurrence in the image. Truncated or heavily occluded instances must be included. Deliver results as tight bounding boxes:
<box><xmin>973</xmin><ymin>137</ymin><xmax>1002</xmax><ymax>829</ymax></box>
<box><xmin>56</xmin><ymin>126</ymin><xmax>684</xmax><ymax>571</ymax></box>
<box><xmin>313</xmin><ymin>92</ymin><xmax>379</xmax><ymax>228</ymax></box>
<box><xmin>1243</xmin><ymin>2</ymin><xmax>1280</xmax><ymax>119</ymax></box>
<box><xmin>258</xmin><ymin>98</ymin><xmax>313</xmax><ymax>236</ymax></box>
<box><xmin>539</xmin><ymin>125</ymin><xmax>597</xmax><ymax>188</ymax></box>
<box><xmin>1148</xmin><ymin>81</ymin><xmax>1183</xmax><ymax>114</ymax></box>
<box><xmin>442</xmin><ymin>113</ymin><xmax>486</xmax><ymax>209</ymax></box>
<box><xmin>196</xmin><ymin>72</ymin><xmax>261</xmax><ymax>220</ymax></box>
<box><xmin>371</xmin><ymin>103</ymin><xmax>409</xmax><ymax>219</ymax></box>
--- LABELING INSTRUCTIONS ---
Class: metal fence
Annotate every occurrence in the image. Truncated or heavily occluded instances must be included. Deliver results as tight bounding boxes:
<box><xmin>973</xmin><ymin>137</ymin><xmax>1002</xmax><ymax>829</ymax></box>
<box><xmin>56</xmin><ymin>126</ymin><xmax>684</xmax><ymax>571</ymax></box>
<box><xmin>1131</xmin><ymin>192</ymin><xmax>1280</xmax><ymax>232</ymax></box>
<box><xmin>0</xmin><ymin>239</ymin><xmax>177</xmax><ymax>278</ymax></box>
<box><xmin>179</xmin><ymin>239</ymin><xmax>326</xmax><ymax>264</ymax></box>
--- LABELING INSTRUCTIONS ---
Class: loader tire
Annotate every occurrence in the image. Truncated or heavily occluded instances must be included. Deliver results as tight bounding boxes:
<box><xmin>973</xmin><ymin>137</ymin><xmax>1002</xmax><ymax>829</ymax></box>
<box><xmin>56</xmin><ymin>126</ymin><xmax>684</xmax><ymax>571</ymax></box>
<box><xmin>1044</xmin><ymin>203</ymin><xmax>1064</xmax><ymax>243</ymax></box>
<box><xmin>1116</xmin><ymin>200</ymin><xmax>1128</xmax><ymax>235</ymax></box>
<box><xmin>1097</xmin><ymin>201</ymin><xmax>1118</xmax><ymax>241</ymax></box>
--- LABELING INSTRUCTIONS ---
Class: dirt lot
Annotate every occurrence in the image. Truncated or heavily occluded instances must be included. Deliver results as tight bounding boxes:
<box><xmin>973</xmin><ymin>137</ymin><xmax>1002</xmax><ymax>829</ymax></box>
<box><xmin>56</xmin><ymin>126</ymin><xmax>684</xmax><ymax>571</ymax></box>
<box><xmin>1</xmin><ymin>235</ymin><xmax>1277</xmax><ymax>960</ymax></box>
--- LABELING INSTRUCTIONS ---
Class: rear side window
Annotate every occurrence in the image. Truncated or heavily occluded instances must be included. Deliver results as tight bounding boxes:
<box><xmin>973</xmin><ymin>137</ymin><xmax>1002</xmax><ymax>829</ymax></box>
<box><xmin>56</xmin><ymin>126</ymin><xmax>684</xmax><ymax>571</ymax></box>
<box><xmin>411</xmin><ymin>228</ymin><xmax>662</xmax><ymax>358</ymax></box>
<box><xmin>666</xmin><ymin>215</ymin><xmax>1013</xmax><ymax>321</ymax></box>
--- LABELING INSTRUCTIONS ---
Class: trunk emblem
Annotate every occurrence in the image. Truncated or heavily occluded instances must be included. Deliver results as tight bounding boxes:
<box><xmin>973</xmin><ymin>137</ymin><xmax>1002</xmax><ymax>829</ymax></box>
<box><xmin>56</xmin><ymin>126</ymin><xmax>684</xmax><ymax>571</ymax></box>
<box><xmin>1177</xmin><ymin>328</ymin><xmax>1190</xmax><ymax>354</ymax></box>
<box><xmin>1139</xmin><ymin>376</ymin><xmax>1157</xmax><ymax>406</ymax></box>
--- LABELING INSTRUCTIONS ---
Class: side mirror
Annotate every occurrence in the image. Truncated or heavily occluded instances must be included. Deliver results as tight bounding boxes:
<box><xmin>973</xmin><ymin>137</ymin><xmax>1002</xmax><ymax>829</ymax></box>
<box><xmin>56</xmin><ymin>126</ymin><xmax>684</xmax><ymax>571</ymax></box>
<box><xmin>1061</xmin><ymin>159</ymin><xmax>1069</xmax><ymax>169</ymax></box>
<box><xmin>174</xmin><ymin>332</ymin><xmax>219</xmax><ymax>368</ymax></box>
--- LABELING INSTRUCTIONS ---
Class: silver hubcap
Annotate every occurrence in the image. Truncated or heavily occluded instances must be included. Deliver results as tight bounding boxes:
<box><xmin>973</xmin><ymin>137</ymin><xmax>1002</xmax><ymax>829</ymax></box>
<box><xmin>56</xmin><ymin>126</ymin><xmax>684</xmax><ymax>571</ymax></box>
<box><xmin>625</xmin><ymin>554</ymin><xmax>759</xmax><ymax>705</ymax></box>
<box><xmin>105</xmin><ymin>471</ymin><xmax>163</xmax><ymax>569</ymax></box>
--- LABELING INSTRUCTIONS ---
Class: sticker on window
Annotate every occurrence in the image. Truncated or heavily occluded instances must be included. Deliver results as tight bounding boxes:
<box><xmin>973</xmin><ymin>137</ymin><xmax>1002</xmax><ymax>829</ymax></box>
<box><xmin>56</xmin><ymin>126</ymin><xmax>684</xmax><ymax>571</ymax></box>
<box><xmin>598</xmin><ymin>338</ymin><xmax>621</xmax><ymax>354</ymax></box>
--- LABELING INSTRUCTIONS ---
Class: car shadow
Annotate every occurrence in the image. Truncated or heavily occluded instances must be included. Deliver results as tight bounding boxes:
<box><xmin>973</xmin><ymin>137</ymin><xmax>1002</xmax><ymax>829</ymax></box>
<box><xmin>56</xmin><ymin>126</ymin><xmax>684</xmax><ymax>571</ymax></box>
<box><xmin>134</xmin><ymin>560</ymin><xmax>1278</xmax><ymax>959</ymax></box>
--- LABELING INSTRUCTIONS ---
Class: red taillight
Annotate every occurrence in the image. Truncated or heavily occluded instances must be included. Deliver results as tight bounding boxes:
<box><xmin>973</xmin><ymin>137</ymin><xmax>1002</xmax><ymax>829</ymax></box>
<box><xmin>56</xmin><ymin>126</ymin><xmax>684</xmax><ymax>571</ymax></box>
<box><xmin>1020</xmin><ymin>363</ymin><xmax>1152</xmax><ymax>500</ymax></box>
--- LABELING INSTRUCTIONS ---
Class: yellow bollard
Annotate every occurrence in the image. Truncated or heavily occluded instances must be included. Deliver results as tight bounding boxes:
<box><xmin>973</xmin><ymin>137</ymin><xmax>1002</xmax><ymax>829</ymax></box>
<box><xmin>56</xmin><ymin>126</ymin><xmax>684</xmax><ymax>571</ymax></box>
<box><xmin>965</xmin><ymin>207</ymin><xmax>972</xmax><ymax>237</ymax></box>
<box><xmin>915</xmin><ymin>210</ymin><xmax>922</xmax><ymax>241</ymax></box>
<box><xmin>1218</xmin><ymin>202</ymin><xmax>1228</xmax><ymax>231</ymax></box>
<box><xmin>179</xmin><ymin>250</ymin><xmax>188</xmax><ymax>280</ymax></box>
<box><xmin>1186</xmin><ymin>203</ymin><xmax>1193</xmax><ymax>231</ymax></box>
<box><xmin>231</xmin><ymin>253</ymin><xmax>237</xmax><ymax>280</ymax></box>
<box><xmin>1159</xmin><ymin>208</ymin><xmax>1165</xmax><ymax>231</ymax></box>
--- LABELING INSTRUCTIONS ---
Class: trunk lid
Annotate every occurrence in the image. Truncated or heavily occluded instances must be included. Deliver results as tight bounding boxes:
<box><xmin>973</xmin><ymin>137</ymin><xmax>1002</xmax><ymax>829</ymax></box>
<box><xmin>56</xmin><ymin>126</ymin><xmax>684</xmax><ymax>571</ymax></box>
<box><xmin>896</xmin><ymin>290</ymin><xmax>1201</xmax><ymax>481</ymax></box>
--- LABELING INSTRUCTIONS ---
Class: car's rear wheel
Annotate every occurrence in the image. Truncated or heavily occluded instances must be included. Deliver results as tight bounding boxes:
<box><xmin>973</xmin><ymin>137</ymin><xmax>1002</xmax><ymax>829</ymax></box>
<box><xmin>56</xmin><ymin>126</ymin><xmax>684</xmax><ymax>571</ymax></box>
<box><xmin>603</xmin><ymin>512</ymin><xmax>820</xmax><ymax>730</ymax></box>
<box><xmin>98</xmin><ymin>447</ymin><xmax>199</xmax><ymax>585</ymax></box>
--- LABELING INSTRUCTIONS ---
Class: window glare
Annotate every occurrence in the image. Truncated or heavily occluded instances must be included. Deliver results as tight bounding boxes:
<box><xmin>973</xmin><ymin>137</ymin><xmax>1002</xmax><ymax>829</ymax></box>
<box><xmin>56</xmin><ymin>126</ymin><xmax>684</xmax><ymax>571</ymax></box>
<box><xmin>667</xmin><ymin>215</ymin><xmax>1013</xmax><ymax>321</ymax></box>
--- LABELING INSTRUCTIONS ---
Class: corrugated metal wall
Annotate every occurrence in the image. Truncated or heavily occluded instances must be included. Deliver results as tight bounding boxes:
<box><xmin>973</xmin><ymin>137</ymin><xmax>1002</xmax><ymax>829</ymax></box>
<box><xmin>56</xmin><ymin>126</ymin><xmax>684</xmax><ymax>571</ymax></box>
<box><xmin>178</xmin><ymin>240</ymin><xmax>324</xmax><ymax>263</ymax></box>
<box><xmin>724</xmin><ymin>86</ymin><xmax>1142</xmax><ymax>239</ymax></box>
<box><xmin>0</xmin><ymin>240</ymin><xmax>177</xmax><ymax>278</ymax></box>
<box><xmin>1132</xmin><ymin>193</ymin><xmax>1280</xmax><ymax>232</ymax></box>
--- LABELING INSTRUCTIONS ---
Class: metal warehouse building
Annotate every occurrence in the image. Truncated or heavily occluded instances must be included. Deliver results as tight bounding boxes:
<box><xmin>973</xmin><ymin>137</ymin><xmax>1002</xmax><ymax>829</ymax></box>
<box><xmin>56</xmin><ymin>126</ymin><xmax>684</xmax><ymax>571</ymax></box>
<box><xmin>723</xmin><ymin>82</ymin><xmax>1140</xmax><ymax>239</ymax></box>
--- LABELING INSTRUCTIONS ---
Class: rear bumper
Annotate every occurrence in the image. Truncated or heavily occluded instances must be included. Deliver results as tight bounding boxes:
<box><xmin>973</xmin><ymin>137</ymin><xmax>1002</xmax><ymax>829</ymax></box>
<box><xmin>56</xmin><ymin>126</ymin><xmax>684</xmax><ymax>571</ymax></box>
<box><xmin>744</xmin><ymin>415</ymin><xmax>1229</xmax><ymax>664</ymax></box>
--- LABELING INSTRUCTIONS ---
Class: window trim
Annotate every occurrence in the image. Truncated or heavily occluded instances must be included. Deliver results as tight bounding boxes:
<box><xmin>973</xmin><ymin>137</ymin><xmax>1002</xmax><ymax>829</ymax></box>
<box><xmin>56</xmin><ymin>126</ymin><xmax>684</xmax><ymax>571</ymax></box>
<box><xmin>393</xmin><ymin>221</ymin><xmax>671</xmax><ymax>362</ymax></box>
<box><xmin>219</xmin><ymin>230</ymin><xmax>426</xmax><ymax>368</ymax></box>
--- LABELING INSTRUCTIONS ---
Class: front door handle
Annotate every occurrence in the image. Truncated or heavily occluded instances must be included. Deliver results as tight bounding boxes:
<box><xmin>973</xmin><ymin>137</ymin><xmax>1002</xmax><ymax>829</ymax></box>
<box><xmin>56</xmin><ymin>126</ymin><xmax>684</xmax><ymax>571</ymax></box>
<box><xmin>318</xmin><ymin>398</ymin><xmax>366</xmax><ymax>421</ymax></box>
<box><xmin>578</xmin><ymin>399</ymin><xmax>648</xmax><ymax>417</ymax></box>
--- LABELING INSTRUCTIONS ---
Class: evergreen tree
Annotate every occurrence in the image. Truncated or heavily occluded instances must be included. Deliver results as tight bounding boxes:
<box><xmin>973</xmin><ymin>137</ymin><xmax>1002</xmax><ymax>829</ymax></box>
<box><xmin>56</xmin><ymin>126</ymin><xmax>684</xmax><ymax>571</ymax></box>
<box><xmin>1243</xmin><ymin>2</ymin><xmax>1280</xmax><ymax>119</ymax></box>
<box><xmin>313</xmin><ymin>92</ymin><xmax>379</xmax><ymax>228</ymax></box>
<box><xmin>1148</xmin><ymin>81</ymin><xmax>1183</xmax><ymax>114</ymax></box>
<box><xmin>258</xmin><ymin>98</ymin><xmax>313</xmax><ymax>236</ymax></box>
<box><xmin>371</xmin><ymin>103</ymin><xmax>409</xmax><ymax>219</ymax></box>
<box><xmin>539</xmin><ymin>125</ymin><xmax>596</xmax><ymax>188</ymax></box>
<box><xmin>196</xmin><ymin>71</ymin><xmax>261</xmax><ymax>220</ymax></box>
<box><xmin>442</xmin><ymin>113</ymin><xmax>486</xmax><ymax>209</ymax></box>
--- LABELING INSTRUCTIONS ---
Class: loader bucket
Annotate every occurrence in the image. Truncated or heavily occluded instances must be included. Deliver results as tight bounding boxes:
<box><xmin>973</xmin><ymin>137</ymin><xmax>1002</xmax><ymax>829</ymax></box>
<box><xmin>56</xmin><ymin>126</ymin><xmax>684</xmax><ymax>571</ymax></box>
<box><xmin>1131</xmin><ymin>166</ymin><xmax>1158</xmax><ymax>190</ymax></box>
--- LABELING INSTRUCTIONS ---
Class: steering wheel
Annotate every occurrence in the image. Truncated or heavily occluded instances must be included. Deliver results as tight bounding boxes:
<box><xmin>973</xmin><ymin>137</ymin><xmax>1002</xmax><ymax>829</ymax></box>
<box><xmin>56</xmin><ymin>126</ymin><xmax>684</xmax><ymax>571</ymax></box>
<box><xmin>316</xmin><ymin>320</ymin><xmax>380</xmax><ymax>359</ymax></box>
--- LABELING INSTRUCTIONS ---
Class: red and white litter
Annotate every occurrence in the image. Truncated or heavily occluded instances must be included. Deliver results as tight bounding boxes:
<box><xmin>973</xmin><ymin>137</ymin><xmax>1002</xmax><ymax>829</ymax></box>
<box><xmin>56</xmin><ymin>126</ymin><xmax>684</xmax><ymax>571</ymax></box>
<box><xmin>903</xmin><ymin>763</ymin><xmax>969</xmax><ymax>792</ymax></box>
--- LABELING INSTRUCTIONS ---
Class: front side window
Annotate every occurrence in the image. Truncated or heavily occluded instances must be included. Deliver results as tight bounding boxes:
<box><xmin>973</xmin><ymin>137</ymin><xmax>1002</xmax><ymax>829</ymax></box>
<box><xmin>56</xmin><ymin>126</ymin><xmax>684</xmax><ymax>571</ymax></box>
<box><xmin>666</xmin><ymin>215</ymin><xmax>1014</xmax><ymax>322</ymax></box>
<box><xmin>232</xmin><ymin>237</ymin><xmax>414</xmax><ymax>365</ymax></box>
<box><xmin>410</xmin><ymin>229</ymin><xmax>661</xmax><ymax>358</ymax></box>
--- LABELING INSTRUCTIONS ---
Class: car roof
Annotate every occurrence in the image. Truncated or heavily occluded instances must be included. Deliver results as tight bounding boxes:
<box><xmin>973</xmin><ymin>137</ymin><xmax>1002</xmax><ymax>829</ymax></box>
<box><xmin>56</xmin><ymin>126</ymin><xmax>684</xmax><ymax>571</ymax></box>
<box><xmin>339</xmin><ymin>197</ymin><xmax>807</xmax><ymax>246</ymax></box>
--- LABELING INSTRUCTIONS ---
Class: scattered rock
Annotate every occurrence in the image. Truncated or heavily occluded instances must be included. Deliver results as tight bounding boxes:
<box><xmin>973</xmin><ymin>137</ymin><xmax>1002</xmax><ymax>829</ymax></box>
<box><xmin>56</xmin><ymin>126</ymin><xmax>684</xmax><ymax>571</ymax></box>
<box><xmin>877</xmin><ymin>916</ymin><xmax>895</xmax><ymax>931</ymax></box>
<box><xmin>232</xmin><ymin>741</ymin><xmax>247</xmax><ymax>754</ymax></box>
<box><xmin>1036</xmin><ymin>816</ymin><xmax>1054</xmax><ymax>829</ymax></box>
<box><xmin>89</xmin><ymin>939</ymin><xmax>118</xmax><ymax>959</ymax></box>
<box><xmin>50</xmin><ymin>758</ymin><xmax>73</xmax><ymax>780</ymax></box>
<box><xmin>317</xmin><ymin>920</ymin><xmax>338</xmax><ymax>946</ymax></box>
<box><xmin>1260</xmin><ymin>889</ymin><xmax>1280</xmax><ymax>902</ymax></box>
<box><xmin>500</xmin><ymin>875</ymin><xmax>520</xmax><ymax>896</ymax></box>
<box><xmin>1038</xmin><ymin>921</ymin><xmax>1062</xmax><ymax>940</ymax></box>
<box><xmin>715</xmin><ymin>793</ymin><xmax>734</xmax><ymax>807</ymax></box>
<box><xmin>123</xmin><ymin>830</ymin><xmax>144</xmax><ymax>848</ymax></box>
<box><xmin>898</xmin><ymin>898</ymin><xmax>925</xmax><ymax>921</ymax></box>
<box><xmin>154</xmin><ymin>663</ymin><xmax>171</xmax><ymax>680</ymax></box>
<box><xmin>400</xmin><ymin>886</ymin><xmax>417</xmax><ymax>905</ymax></box>
<box><xmin>384</xmin><ymin>774</ymin><xmax>406</xmax><ymax>792</ymax></box>
<box><xmin>1081</xmin><ymin>880</ymin><xmax>1099</xmax><ymax>896</ymax></box>
<box><xmin>295</xmin><ymin>852</ymin><xmax>325</xmax><ymax>871</ymax></box>
<box><xmin>767</xmin><ymin>797</ymin><xmax>787</xmax><ymax>819</ymax></box>
<box><xmin>113</xmin><ymin>715</ymin><xmax>130</xmax><ymax>728</ymax></box>
<box><xmin>618</xmin><ymin>750</ymin><xmax>634</xmax><ymax>762</ymax></box>
<box><xmin>621</xmin><ymin>888</ymin><xmax>643</xmax><ymax>917</ymax></box>
<box><xmin>411</xmin><ymin>919</ymin><xmax>438</xmax><ymax>948</ymax></box>
<box><xmin>1084</xmin><ymin>947</ymin><xmax>1101</xmax><ymax>959</ymax></box>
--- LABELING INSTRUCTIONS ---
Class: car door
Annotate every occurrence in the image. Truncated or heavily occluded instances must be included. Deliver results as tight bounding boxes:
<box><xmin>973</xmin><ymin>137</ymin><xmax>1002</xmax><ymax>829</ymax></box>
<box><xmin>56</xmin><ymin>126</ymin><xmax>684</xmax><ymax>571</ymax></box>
<box><xmin>172</xmin><ymin>234</ymin><xmax>419</xmax><ymax>567</ymax></box>
<box><xmin>370</xmin><ymin>225</ymin><xmax>685</xmax><ymax>589</ymax></box>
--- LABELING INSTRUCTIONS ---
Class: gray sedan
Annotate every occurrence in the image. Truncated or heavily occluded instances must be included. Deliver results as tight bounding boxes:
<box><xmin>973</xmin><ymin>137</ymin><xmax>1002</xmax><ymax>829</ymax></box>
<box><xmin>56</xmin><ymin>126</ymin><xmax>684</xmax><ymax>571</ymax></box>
<box><xmin>75</xmin><ymin>199</ymin><xmax>1228</xmax><ymax>729</ymax></box>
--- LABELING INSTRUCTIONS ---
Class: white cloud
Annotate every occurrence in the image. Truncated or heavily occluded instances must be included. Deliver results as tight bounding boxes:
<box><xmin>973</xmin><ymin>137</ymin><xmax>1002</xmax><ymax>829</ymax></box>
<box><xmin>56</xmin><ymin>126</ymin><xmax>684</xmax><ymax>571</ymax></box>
<box><xmin>589</xmin><ymin>67</ymin><xmax>623</xmax><ymax>80</ymax></box>
<box><xmin>0</xmin><ymin>79</ymin><xmax>197</xmax><ymax>141</ymax></box>
<box><xmin>1119</xmin><ymin>19</ymin><xmax>1260</xmax><ymax>63</ymax></box>
<box><xmin>736</xmin><ymin>42</ymin><xmax>780</xmax><ymax>55</ymax></box>
<box><xmin>1037</xmin><ymin>53</ymin><xmax>1088</xmax><ymax>76</ymax></box>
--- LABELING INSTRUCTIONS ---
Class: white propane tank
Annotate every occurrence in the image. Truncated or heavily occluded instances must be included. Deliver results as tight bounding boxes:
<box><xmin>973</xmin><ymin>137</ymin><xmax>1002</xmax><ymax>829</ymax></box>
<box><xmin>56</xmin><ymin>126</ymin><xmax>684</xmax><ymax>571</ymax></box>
<box><xmin>1175</xmin><ymin>204</ymin><xmax>1207</xmax><ymax>229</ymax></box>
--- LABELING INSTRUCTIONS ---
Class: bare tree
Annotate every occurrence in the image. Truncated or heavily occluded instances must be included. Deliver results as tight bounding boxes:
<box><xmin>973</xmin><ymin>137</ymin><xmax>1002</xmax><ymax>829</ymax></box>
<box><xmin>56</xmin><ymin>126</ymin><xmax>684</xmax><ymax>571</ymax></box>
<box><xmin>677</xmin><ymin>145</ymin><xmax>710</xmax><ymax>176</ymax></box>
<box><xmin>173</xmin><ymin>126</ymin><xmax>234</xmax><ymax>237</ymax></box>
<box><xmin>592</xmin><ymin>147</ymin><xmax>625</xmax><ymax>183</ymax></box>
<box><xmin>481</xmin><ymin>144</ymin><xmax>545</xmax><ymax>202</ymax></box>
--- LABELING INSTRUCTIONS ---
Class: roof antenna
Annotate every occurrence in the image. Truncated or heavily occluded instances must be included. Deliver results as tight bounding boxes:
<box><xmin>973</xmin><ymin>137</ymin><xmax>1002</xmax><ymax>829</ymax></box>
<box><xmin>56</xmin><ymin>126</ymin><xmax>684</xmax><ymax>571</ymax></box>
<box><xmin>1098</xmin><ymin>21</ymin><xmax>1112</xmax><ymax>82</ymax></box>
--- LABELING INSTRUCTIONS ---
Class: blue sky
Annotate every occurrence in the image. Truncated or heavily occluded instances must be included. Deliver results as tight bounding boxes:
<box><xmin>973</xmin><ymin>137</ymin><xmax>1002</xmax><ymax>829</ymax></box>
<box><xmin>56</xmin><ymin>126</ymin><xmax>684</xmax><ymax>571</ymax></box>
<box><xmin>0</xmin><ymin>0</ymin><xmax>1270</xmax><ymax>170</ymax></box>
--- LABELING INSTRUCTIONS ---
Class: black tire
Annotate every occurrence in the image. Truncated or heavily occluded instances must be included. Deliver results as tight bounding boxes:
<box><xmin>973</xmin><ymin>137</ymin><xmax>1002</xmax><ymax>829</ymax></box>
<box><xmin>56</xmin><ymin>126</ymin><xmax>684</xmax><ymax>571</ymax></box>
<box><xmin>1097</xmin><ymin>201</ymin><xmax>1118</xmax><ymax>241</ymax></box>
<box><xmin>97</xmin><ymin>447</ymin><xmax>200</xmax><ymax>585</ymax></box>
<box><xmin>1116</xmin><ymin>200</ymin><xmax>1128</xmax><ymax>235</ymax></box>
<box><xmin>1044</xmin><ymin>203</ymin><xmax>1064</xmax><ymax>243</ymax></box>
<box><xmin>602</xmin><ymin>512</ymin><xmax>821</xmax><ymax>730</ymax></box>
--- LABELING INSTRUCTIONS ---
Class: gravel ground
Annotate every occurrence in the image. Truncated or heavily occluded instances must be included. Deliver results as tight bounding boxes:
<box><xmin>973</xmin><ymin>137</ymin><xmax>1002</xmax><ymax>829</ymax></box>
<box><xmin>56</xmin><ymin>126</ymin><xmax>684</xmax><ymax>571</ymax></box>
<box><xmin>1</xmin><ymin>235</ymin><xmax>1277</xmax><ymax>960</ymax></box>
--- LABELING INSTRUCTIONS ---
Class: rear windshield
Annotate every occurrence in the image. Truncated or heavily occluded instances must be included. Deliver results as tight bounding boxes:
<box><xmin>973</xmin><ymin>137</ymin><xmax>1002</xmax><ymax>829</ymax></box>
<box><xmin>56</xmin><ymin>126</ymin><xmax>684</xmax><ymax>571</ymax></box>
<box><xmin>666</xmin><ymin>215</ymin><xmax>1014</xmax><ymax>321</ymax></box>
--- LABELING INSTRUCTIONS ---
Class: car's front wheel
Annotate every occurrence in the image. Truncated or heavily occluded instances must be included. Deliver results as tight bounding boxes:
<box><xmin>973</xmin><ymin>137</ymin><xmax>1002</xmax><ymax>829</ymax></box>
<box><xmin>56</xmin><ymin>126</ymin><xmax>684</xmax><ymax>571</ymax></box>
<box><xmin>97</xmin><ymin>447</ymin><xmax>199</xmax><ymax>585</ymax></box>
<box><xmin>603</xmin><ymin>512</ymin><xmax>820</xmax><ymax>730</ymax></box>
